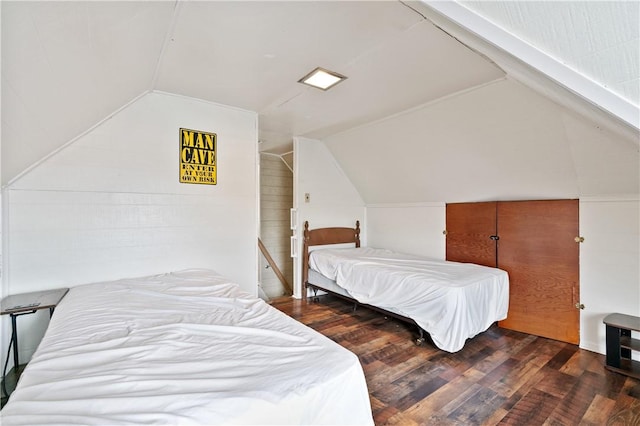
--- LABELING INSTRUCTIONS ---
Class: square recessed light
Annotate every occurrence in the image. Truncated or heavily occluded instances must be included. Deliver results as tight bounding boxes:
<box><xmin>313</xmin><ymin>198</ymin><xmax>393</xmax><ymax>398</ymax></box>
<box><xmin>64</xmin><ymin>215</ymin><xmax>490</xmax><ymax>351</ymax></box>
<box><xmin>298</xmin><ymin>67</ymin><xmax>347</xmax><ymax>91</ymax></box>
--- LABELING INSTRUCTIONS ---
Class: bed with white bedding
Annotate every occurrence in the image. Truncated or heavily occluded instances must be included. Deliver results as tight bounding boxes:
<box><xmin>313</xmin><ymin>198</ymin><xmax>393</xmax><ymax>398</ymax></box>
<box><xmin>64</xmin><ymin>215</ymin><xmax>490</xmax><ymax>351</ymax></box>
<box><xmin>0</xmin><ymin>269</ymin><xmax>373</xmax><ymax>425</ymax></box>
<box><xmin>302</xmin><ymin>221</ymin><xmax>509</xmax><ymax>353</ymax></box>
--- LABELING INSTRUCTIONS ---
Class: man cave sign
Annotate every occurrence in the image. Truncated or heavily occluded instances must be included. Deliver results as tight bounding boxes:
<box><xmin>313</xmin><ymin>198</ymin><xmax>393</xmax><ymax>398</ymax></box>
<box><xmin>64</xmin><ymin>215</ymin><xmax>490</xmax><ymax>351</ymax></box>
<box><xmin>179</xmin><ymin>128</ymin><xmax>217</xmax><ymax>185</ymax></box>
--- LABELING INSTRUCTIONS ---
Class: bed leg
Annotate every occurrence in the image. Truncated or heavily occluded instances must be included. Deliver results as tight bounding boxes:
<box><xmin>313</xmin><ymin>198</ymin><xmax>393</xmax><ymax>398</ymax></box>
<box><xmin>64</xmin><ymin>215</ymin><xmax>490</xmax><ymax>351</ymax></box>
<box><xmin>415</xmin><ymin>328</ymin><xmax>426</xmax><ymax>346</ymax></box>
<box><xmin>311</xmin><ymin>288</ymin><xmax>320</xmax><ymax>302</ymax></box>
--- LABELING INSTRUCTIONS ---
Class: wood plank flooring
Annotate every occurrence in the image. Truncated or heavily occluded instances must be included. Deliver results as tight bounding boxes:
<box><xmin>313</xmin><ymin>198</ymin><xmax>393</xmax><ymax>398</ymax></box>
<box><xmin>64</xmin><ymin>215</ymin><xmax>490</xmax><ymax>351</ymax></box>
<box><xmin>272</xmin><ymin>295</ymin><xmax>640</xmax><ymax>425</ymax></box>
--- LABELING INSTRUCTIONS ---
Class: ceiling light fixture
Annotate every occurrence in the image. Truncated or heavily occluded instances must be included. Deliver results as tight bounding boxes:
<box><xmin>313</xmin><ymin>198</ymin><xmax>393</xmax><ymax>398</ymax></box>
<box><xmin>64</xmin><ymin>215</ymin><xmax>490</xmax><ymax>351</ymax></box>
<box><xmin>298</xmin><ymin>67</ymin><xmax>347</xmax><ymax>91</ymax></box>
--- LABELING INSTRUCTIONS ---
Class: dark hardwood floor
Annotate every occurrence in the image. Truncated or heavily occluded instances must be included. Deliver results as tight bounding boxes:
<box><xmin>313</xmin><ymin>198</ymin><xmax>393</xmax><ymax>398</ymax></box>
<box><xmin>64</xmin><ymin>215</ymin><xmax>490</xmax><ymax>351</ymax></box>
<box><xmin>272</xmin><ymin>295</ymin><xmax>640</xmax><ymax>425</ymax></box>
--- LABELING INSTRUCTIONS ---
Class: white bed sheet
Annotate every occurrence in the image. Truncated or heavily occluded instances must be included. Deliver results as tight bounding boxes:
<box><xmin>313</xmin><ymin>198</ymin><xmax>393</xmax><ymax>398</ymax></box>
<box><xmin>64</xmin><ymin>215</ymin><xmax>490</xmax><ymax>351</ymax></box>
<box><xmin>307</xmin><ymin>270</ymin><xmax>408</xmax><ymax>319</ymax></box>
<box><xmin>1</xmin><ymin>269</ymin><xmax>373</xmax><ymax>425</ymax></box>
<box><xmin>309</xmin><ymin>247</ymin><xmax>509</xmax><ymax>352</ymax></box>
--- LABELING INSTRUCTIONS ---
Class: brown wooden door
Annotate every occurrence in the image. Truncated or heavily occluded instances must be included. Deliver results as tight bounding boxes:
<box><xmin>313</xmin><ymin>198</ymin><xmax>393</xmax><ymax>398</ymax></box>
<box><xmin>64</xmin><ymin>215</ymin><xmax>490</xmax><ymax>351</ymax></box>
<box><xmin>446</xmin><ymin>202</ymin><xmax>498</xmax><ymax>268</ymax></box>
<box><xmin>497</xmin><ymin>200</ymin><xmax>580</xmax><ymax>344</ymax></box>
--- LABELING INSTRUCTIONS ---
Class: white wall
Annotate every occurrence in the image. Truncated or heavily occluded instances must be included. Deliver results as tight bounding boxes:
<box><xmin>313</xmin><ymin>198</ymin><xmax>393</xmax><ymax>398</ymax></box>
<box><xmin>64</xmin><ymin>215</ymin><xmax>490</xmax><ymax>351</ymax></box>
<box><xmin>2</xmin><ymin>91</ymin><xmax>258</xmax><ymax>365</ymax></box>
<box><xmin>312</xmin><ymin>96</ymin><xmax>640</xmax><ymax>353</ymax></box>
<box><xmin>579</xmin><ymin>197</ymin><xmax>640</xmax><ymax>357</ymax></box>
<box><xmin>364</xmin><ymin>198</ymin><xmax>640</xmax><ymax>356</ymax></box>
<box><xmin>317</xmin><ymin>75</ymin><xmax>639</xmax><ymax>356</ymax></box>
<box><xmin>367</xmin><ymin>203</ymin><xmax>445</xmax><ymax>259</ymax></box>
<box><xmin>292</xmin><ymin>137</ymin><xmax>365</xmax><ymax>297</ymax></box>
<box><xmin>324</xmin><ymin>79</ymin><xmax>639</xmax><ymax>204</ymax></box>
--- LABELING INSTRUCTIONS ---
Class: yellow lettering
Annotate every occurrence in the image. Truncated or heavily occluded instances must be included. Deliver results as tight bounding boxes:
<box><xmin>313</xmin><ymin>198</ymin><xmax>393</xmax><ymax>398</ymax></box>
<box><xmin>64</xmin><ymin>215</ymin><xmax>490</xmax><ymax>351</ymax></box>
<box><xmin>195</xmin><ymin>133</ymin><xmax>205</xmax><ymax>149</ymax></box>
<box><xmin>181</xmin><ymin>147</ymin><xmax>192</xmax><ymax>163</ymax></box>
<box><xmin>181</xmin><ymin>147</ymin><xmax>215</xmax><ymax>165</ymax></box>
<box><xmin>204</xmin><ymin>134</ymin><xmax>214</xmax><ymax>150</ymax></box>
<box><xmin>182</xmin><ymin>130</ymin><xmax>195</xmax><ymax>147</ymax></box>
<box><xmin>184</xmin><ymin>149</ymin><xmax>212</xmax><ymax>165</ymax></box>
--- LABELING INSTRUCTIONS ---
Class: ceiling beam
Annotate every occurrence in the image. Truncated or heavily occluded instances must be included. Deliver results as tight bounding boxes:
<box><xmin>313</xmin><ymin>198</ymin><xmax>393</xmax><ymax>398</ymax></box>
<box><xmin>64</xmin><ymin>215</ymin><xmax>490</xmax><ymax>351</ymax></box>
<box><xmin>418</xmin><ymin>1</ymin><xmax>639</xmax><ymax>134</ymax></box>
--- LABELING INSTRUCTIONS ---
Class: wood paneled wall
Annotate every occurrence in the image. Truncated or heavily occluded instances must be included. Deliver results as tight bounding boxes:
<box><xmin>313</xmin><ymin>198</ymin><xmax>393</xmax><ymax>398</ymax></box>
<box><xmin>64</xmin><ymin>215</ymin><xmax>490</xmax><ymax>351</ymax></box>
<box><xmin>260</xmin><ymin>154</ymin><xmax>293</xmax><ymax>298</ymax></box>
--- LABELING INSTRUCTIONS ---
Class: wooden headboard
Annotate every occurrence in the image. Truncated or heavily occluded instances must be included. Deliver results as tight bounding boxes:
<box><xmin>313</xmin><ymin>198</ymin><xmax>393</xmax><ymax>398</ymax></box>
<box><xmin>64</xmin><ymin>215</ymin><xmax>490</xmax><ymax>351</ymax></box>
<box><xmin>302</xmin><ymin>220</ymin><xmax>360</xmax><ymax>286</ymax></box>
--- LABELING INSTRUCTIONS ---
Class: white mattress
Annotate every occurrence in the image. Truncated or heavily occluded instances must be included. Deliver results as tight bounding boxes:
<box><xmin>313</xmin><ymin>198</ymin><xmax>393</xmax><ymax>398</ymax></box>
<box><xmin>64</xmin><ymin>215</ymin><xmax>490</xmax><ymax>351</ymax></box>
<box><xmin>309</xmin><ymin>247</ymin><xmax>509</xmax><ymax>352</ymax></box>
<box><xmin>307</xmin><ymin>269</ymin><xmax>407</xmax><ymax>318</ymax></box>
<box><xmin>1</xmin><ymin>269</ymin><xmax>373</xmax><ymax>425</ymax></box>
<box><xmin>308</xmin><ymin>269</ymin><xmax>351</xmax><ymax>298</ymax></box>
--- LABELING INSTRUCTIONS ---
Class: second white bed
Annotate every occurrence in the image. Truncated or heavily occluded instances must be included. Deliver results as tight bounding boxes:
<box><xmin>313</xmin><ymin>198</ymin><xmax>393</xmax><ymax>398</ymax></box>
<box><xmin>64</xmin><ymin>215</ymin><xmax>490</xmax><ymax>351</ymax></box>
<box><xmin>309</xmin><ymin>247</ymin><xmax>510</xmax><ymax>352</ymax></box>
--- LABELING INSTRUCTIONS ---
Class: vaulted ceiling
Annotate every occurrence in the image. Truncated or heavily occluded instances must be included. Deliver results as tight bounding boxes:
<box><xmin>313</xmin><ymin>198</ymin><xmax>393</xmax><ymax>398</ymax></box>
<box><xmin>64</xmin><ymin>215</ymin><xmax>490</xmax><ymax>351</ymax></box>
<box><xmin>461</xmin><ymin>0</ymin><xmax>639</xmax><ymax>107</ymax></box>
<box><xmin>2</xmin><ymin>1</ymin><xmax>638</xmax><ymax>191</ymax></box>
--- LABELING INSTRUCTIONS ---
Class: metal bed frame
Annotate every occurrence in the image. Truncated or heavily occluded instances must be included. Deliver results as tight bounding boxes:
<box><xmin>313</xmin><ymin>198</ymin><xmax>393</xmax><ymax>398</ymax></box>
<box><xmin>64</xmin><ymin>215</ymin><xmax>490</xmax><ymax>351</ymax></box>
<box><xmin>302</xmin><ymin>220</ymin><xmax>428</xmax><ymax>346</ymax></box>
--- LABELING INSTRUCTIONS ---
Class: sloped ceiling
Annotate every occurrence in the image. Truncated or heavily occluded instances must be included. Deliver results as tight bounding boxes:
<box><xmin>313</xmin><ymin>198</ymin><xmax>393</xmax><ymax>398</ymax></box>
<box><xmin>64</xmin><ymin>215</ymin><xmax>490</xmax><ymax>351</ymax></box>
<box><xmin>320</xmin><ymin>0</ymin><xmax>639</xmax><ymax>203</ymax></box>
<box><xmin>461</xmin><ymin>1</ymin><xmax>639</xmax><ymax>106</ymax></box>
<box><xmin>324</xmin><ymin>78</ymin><xmax>639</xmax><ymax>203</ymax></box>
<box><xmin>2</xmin><ymin>1</ymin><xmax>638</xmax><ymax>202</ymax></box>
<box><xmin>1</xmin><ymin>0</ymin><xmax>504</xmax><ymax>184</ymax></box>
<box><xmin>2</xmin><ymin>1</ymin><xmax>176</xmax><ymax>184</ymax></box>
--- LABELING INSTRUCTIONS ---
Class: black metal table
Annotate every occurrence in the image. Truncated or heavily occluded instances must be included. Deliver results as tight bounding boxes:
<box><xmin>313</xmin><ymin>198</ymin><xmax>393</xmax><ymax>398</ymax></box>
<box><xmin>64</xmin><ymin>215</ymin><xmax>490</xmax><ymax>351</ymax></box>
<box><xmin>1</xmin><ymin>288</ymin><xmax>69</xmax><ymax>396</ymax></box>
<box><xmin>603</xmin><ymin>313</ymin><xmax>640</xmax><ymax>379</ymax></box>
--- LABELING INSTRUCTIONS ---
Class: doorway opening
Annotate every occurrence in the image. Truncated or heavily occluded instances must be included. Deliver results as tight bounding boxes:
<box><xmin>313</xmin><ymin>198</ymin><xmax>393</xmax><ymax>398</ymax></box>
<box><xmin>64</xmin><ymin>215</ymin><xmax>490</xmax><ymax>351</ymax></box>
<box><xmin>258</xmin><ymin>152</ymin><xmax>294</xmax><ymax>300</ymax></box>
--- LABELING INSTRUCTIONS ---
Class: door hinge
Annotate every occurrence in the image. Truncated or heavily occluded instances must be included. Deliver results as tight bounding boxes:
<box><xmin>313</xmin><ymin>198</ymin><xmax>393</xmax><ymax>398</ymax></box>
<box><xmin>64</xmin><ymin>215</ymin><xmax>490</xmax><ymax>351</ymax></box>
<box><xmin>575</xmin><ymin>303</ymin><xmax>585</xmax><ymax>310</ymax></box>
<box><xmin>574</xmin><ymin>236</ymin><xmax>585</xmax><ymax>243</ymax></box>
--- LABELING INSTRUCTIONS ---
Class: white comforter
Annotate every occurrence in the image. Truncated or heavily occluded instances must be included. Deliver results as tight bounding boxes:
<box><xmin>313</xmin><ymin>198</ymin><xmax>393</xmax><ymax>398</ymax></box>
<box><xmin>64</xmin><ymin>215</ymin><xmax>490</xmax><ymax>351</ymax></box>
<box><xmin>1</xmin><ymin>270</ymin><xmax>373</xmax><ymax>425</ymax></box>
<box><xmin>309</xmin><ymin>247</ymin><xmax>509</xmax><ymax>352</ymax></box>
